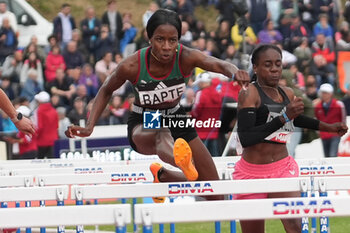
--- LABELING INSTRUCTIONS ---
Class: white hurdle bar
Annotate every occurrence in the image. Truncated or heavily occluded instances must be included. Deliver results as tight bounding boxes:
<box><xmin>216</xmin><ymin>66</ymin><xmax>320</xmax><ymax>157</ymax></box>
<box><xmin>70</xmin><ymin>178</ymin><xmax>310</xmax><ymax>200</ymax></box>
<box><xmin>314</xmin><ymin>176</ymin><xmax>350</xmax><ymax>190</ymax></box>
<box><xmin>2</xmin><ymin>156</ymin><xmax>350</xmax><ymax>179</ymax></box>
<box><xmin>2</xmin><ymin>156</ymin><xmax>350</xmax><ymax>171</ymax></box>
<box><xmin>2</xmin><ymin>160</ymin><xmax>350</xmax><ymax>181</ymax></box>
<box><xmin>134</xmin><ymin>197</ymin><xmax>350</xmax><ymax>224</ymax></box>
<box><xmin>35</xmin><ymin>172</ymin><xmax>153</xmax><ymax>186</ymax></box>
<box><xmin>0</xmin><ymin>176</ymin><xmax>33</xmax><ymax>187</ymax></box>
<box><xmin>0</xmin><ymin>155</ymin><xmax>349</xmax><ymax>166</ymax></box>
<box><xmin>0</xmin><ymin>204</ymin><xmax>131</xmax><ymax>229</ymax></box>
<box><xmin>0</xmin><ymin>185</ymin><xmax>69</xmax><ymax>202</ymax></box>
<box><xmin>0</xmin><ymin>158</ymin><xmax>162</xmax><ymax>170</ymax></box>
<box><xmin>0</xmin><ymin>157</ymin><xmax>349</xmax><ymax>194</ymax></box>
<box><xmin>1</xmin><ymin>164</ymin><xmax>158</xmax><ymax>176</ymax></box>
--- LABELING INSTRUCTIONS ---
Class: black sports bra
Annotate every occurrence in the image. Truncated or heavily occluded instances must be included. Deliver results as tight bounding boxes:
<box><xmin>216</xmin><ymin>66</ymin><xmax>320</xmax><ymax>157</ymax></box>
<box><xmin>254</xmin><ymin>82</ymin><xmax>294</xmax><ymax>144</ymax></box>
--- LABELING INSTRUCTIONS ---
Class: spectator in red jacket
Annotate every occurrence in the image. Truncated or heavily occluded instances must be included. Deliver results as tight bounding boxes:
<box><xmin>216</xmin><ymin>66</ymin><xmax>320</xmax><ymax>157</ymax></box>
<box><xmin>33</xmin><ymin>91</ymin><xmax>59</xmax><ymax>159</ymax></box>
<box><xmin>3</xmin><ymin>105</ymin><xmax>38</xmax><ymax>159</ymax></box>
<box><xmin>44</xmin><ymin>45</ymin><xmax>66</xmax><ymax>83</ymax></box>
<box><xmin>314</xmin><ymin>84</ymin><xmax>347</xmax><ymax>157</ymax></box>
<box><xmin>191</xmin><ymin>72</ymin><xmax>223</xmax><ymax>157</ymax></box>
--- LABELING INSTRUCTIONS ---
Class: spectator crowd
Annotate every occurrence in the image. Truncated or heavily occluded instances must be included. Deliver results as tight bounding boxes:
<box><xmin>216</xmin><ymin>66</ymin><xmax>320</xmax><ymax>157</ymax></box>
<box><xmin>0</xmin><ymin>0</ymin><xmax>350</xmax><ymax>159</ymax></box>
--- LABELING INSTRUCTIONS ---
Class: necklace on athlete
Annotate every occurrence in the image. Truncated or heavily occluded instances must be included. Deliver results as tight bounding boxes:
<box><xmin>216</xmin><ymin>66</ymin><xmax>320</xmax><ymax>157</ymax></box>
<box><xmin>257</xmin><ymin>81</ymin><xmax>283</xmax><ymax>102</ymax></box>
<box><xmin>150</xmin><ymin>49</ymin><xmax>161</xmax><ymax>62</ymax></box>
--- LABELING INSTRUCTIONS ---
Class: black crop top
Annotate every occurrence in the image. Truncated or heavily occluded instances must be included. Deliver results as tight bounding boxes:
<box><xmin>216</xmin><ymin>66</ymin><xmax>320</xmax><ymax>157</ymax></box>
<box><xmin>254</xmin><ymin>82</ymin><xmax>294</xmax><ymax>144</ymax></box>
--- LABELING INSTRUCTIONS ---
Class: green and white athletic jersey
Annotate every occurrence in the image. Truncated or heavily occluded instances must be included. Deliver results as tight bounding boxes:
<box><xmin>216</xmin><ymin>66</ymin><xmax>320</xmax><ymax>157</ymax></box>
<box><xmin>132</xmin><ymin>44</ymin><xmax>191</xmax><ymax>106</ymax></box>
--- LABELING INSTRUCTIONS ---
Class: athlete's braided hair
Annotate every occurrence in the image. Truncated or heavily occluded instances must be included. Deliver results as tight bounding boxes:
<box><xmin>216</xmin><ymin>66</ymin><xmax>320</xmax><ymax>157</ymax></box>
<box><xmin>250</xmin><ymin>44</ymin><xmax>282</xmax><ymax>82</ymax></box>
<box><xmin>146</xmin><ymin>9</ymin><xmax>182</xmax><ymax>40</ymax></box>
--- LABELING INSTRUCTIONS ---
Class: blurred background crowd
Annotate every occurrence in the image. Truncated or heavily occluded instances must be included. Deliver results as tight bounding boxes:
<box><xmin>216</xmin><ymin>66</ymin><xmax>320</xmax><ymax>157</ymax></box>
<box><xmin>1</xmin><ymin>0</ymin><xmax>350</xmax><ymax>159</ymax></box>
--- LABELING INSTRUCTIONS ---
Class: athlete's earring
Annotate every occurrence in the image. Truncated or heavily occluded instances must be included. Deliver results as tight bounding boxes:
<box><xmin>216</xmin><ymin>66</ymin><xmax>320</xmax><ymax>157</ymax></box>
<box><xmin>175</xmin><ymin>48</ymin><xmax>178</xmax><ymax>52</ymax></box>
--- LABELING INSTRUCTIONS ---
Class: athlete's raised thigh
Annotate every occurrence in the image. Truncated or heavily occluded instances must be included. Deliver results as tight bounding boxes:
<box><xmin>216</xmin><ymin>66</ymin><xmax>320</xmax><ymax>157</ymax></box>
<box><xmin>131</xmin><ymin>124</ymin><xmax>158</xmax><ymax>154</ymax></box>
<box><xmin>132</xmin><ymin>125</ymin><xmax>176</xmax><ymax>166</ymax></box>
<box><xmin>240</xmin><ymin>220</ymin><xmax>265</xmax><ymax>233</ymax></box>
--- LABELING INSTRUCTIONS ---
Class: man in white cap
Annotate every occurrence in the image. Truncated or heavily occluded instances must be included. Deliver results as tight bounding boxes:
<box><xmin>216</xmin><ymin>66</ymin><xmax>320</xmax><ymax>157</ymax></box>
<box><xmin>314</xmin><ymin>83</ymin><xmax>347</xmax><ymax>157</ymax></box>
<box><xmin>34</xmin><ymin>91</ymin><xmax>59</xmax><ymax>159</ymax></box>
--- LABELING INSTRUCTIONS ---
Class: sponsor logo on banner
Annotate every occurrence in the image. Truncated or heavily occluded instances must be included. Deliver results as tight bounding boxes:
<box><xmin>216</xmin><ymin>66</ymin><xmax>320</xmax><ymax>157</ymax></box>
<box><xmin>273</xmin><ymin>199</ymin><xmax>335</xmax><ymax>215</ymax></box>
<box><xmin>168</xmin><ymin>182</ymin><xmax>214</xmax><ymax>194</ymax></box>
<box><xmin>74</xmin><ymin>167</ymin><xmax>103</xmax><ymax>174</ymax></box>
<box><xmin>299</xmin><ymin>166</ymin><xmax>335</xmax><ymax>176</ymax></box>
<box><xmin>111</xmin><ymin>173</ymin><xmax>147</xmax><ymax>182</ymax></box>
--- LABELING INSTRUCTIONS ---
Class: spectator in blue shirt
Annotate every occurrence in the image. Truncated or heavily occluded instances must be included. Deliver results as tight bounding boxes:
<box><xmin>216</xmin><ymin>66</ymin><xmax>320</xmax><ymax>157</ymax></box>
<box><xmin>0</xmin><ymin>18</ymin><xmax>17</xmax><ymax>64</ymax></box>
<box><xmin>119</xmin><ymin>13</ymin><xmax>137</xmax><ymax>54</ymax></box>
<box><xmin>313</xmin><ymin>14</ymin><xmax>333</xmax><ymax>39</ymax></box>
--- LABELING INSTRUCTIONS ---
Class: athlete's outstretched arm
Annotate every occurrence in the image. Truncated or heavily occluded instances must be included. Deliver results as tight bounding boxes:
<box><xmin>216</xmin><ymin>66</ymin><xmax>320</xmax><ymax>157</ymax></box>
<box><xmin>282</xmin><ymin>86</ymin><xmax>348</xmax><ymax>136</ymax></box>
<box><xmin>0</xmin><ymin>89</ymin><xmax>35</xmax><ymax>136</ymax></box>
<box><xmin>293</xmin><ymin>115</ymin><xmax>347</xmax><ymax>136</ymax></box>
<box><xmin>181</xmin><ymin>46</ymin><xmax>250</xmax><ymax>88</ymax></box>
<box><xmin>65</xmin><ymin>55</ymin><xmax>138</xmax><ymax>138</ymax></box>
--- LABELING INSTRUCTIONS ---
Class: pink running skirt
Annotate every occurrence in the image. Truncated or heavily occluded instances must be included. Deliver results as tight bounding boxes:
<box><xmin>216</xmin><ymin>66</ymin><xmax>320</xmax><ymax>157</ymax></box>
<box><xmin>232</xmin><ymin>156</ymin><xmax>299</xmax><ymax>199</ymax></box>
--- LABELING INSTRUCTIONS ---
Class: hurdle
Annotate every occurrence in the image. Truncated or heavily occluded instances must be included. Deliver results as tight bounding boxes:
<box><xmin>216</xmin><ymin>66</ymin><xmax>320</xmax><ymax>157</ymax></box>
<box><xmin>134</xmin><ymin>196</ymin><xmax>350</xmax><ymax>233</ymax></box>
<box><xmin>2</xmin><ymin>156</ymin><xmax>350</xmax><ymax>175</ymax></box>
<box><xmin>68</xmin><ymin>176</ymin><xmax>350</xmax><ymax>233</ymax></box>
<box><xmin>29</xmin><ymin>172</ymin><xmax>308</xmax><ymax>233</ymax></box>
<box><xmin>3</xmin><ymin>157</ymin><xmax>350</xmax><ymax>233</ymax></box>
<box><xmin>8</xmin><ymin>159</ymin><xmax>345</xmax><ymax>180</ymax></box>
<box><xmin>3</xmin><ymin>157</ymin><xmax>350</xmax><ymax>180</ymax></box>
<box><xmin>2</xmin><ymin>157</ymin><xmax>348</xmax><ymax>233</ymax></box>
<box><xmin>2</xmin><ymin>175</ymin><xmax>349</xmax><ymax>233</ymax></box>
<box><xmin>69</xmin><ymin>178</ymin><xmax>309</xmax><ymax>233</ymax></box>
<box><xmin>70</xmin><ymin>178</ymin><xmax>310</xmax><ymax>200</ymax></box>
<box><xmin>3</xmin><ymin>180</ymin><xmax>348</xmax><ymax>233</ymax></box>
<box><xmin>0</xmin><ymin>204</ymin><xmax>131</xmax><ymax>233</ymax></box>
<box><xmin>0</xmin><ymin>185</ymin><xmax>70</xmax><ymax>233</ymax></box>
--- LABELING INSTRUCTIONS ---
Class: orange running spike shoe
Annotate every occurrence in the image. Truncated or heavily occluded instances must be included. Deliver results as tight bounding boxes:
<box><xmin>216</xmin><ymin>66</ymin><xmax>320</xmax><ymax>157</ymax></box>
<box><xmin>173</xmin><ymin>138</ymin><xmax>198</xmax><ymax>181</ymax></box>
<box><xmin>149</xmin><ymin>162</ymin><xmax>165</xmax><ymax>203</ymax></box>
